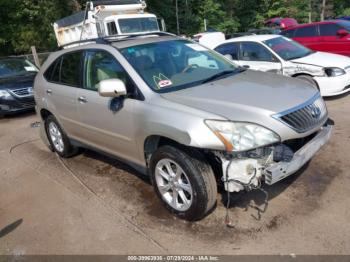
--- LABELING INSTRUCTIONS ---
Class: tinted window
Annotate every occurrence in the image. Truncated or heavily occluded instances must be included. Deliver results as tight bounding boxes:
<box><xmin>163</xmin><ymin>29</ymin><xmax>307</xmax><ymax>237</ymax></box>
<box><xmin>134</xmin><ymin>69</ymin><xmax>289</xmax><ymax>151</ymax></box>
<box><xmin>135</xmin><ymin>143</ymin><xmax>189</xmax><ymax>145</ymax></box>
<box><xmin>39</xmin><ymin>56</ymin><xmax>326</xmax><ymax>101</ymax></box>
<box><xmin>319</xmin><ymin>23</ymin><xmax>340</xmax><ymax>36</ymax></box>
<box><xmin>281</xmin><ymin>29</ymin><xmax>295</xmax><ymax>38</ymax></box>
<box><xmin>107</xmin><ymin>21</ymin><xmax>118</xmax><ymax>35</ymax></box>
<box><xmin>85</xmin><ymin>50</ymin><xmax>133</xmax><ymax>92</ymax></box>
<box><xmin>214</xmin><ymin>43</ymin><xmax>239</xmax><ymax>60</ymax></box>
<box><xmin>240</xmin><ymin>42</ymin><xmax>275</xmax><ymax>62</ymax></box>
<box><xmin>44</xmin><ymin>58</ymin><xmax>61</xmax><ymax>82</ymax></box>
<box><xmin>60</xmin><ymin>52</ymin><xmax>82</xmax><ymax>86</ymax></box>
<box><xmin>295</xmin><ymin>26</ymin><xmax>318</xmax><ymax>37</ymax></box>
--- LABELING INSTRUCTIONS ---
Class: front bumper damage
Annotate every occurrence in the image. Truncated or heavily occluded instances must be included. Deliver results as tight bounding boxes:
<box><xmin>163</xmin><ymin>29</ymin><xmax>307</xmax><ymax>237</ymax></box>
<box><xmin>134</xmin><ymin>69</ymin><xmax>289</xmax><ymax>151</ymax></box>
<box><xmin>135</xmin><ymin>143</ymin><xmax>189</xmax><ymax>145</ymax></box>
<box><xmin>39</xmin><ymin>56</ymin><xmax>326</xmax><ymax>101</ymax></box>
<box><xmin>216</xmin><ymin>123</ymin><xmax>333</xmax><ymax>192</ymax></box>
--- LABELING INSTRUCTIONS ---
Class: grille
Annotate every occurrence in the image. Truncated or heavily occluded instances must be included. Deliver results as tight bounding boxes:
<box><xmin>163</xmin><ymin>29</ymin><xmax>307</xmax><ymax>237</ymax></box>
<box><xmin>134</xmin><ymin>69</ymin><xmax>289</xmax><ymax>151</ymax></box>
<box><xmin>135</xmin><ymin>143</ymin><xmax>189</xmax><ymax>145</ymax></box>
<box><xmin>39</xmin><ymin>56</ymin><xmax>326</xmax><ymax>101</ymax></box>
<box><xmin>274</xmin><ymin>95</ymin><xmax>328</xmax><ymax>133</ymax></box>
<box><xmin>10</xmin><ymin>87</ymin><xmax>33</xmax><ymax>97</ymax></box>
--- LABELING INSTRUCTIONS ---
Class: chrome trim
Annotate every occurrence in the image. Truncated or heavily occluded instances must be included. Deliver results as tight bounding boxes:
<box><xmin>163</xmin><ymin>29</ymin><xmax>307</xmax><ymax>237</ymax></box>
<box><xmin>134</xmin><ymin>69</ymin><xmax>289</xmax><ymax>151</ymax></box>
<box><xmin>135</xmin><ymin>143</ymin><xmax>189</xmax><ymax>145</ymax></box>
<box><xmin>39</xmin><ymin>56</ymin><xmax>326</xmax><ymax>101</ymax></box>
<box><xmin>272</xmin><ymin>93</ymin><xmax>328</xmax><ymax>133</ymax></box>
<box><xmin>8</xmin><ymin>87</ymin><xmax>34</xmax><ymax>98</ymax></box>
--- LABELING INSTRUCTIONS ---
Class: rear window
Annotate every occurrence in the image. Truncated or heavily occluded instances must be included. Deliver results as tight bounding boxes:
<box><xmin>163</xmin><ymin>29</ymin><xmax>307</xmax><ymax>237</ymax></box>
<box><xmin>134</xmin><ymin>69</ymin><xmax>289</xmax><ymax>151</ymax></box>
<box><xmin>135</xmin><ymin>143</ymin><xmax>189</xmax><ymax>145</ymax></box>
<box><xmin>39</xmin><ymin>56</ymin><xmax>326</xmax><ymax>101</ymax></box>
<box><xmin>118</xmin><ymin>17</ymin><xmax>159</xmax><ymax>34</ymax></box>
<box><xmin>294</xmin><ymin>25</ymin><xmax>318</xmax><ymax>37</ymax></box>
<box><xmin>319</xmin><ymin>23</ymin><xmax>340</xmax><ymax>36</ymax></box>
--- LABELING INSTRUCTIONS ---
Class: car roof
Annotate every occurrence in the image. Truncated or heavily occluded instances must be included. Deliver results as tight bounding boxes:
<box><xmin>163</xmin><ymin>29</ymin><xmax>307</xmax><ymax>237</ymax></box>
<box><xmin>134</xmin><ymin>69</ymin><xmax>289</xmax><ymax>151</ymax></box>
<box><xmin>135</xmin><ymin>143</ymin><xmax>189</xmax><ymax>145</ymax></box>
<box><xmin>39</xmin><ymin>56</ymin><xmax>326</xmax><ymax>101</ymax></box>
<box><xmin>285</xmin><ymin>20</ymin><xmax>341</xmax><ymax>30</ymax></box>
<box><xmin>223</xmin><ymin>34</ymin><xmax>281</xmax><ymax>43</ymax></box>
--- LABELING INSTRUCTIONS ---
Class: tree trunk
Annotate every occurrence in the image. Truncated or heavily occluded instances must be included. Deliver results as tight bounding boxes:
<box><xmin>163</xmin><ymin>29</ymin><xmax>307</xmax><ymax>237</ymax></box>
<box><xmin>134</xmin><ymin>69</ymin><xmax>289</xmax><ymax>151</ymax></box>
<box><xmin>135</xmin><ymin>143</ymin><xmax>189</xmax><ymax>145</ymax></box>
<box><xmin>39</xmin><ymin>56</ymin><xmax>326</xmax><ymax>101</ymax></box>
<box><xmin>320</xmin><ymin>0</ymin><xmax>326</xmax><ymax>21</ymax></box>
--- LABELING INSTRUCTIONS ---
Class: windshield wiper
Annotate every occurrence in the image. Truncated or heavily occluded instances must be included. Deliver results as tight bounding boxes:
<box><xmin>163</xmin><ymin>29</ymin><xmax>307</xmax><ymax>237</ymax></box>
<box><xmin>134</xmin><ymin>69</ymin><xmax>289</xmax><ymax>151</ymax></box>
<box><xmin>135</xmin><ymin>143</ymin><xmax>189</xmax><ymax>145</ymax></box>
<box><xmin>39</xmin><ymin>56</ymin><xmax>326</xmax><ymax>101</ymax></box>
<box><xmin>201</xmin><ymin>69</ymin><xmax>243</xmax><ymax>84</ymax></box>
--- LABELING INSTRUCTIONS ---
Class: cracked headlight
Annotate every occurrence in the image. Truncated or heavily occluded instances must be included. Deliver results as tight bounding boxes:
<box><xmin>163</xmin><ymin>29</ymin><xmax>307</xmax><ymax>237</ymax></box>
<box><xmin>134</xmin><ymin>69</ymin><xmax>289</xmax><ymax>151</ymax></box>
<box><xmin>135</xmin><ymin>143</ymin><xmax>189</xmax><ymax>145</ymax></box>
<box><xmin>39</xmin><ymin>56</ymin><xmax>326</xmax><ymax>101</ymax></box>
<box><xmin>324</xmin><ymin>67</ymin><xmax>346</xmax><ymax>77</ymax></box>
<box><xmin>205</xmin><ymin>120</ymin><xmax>280</xmax><ymax>152</ymax></box>
<box><xmin>0</xmin><ymin>90</ymin><xmax>11</xmax><ymax>99</ymax></box>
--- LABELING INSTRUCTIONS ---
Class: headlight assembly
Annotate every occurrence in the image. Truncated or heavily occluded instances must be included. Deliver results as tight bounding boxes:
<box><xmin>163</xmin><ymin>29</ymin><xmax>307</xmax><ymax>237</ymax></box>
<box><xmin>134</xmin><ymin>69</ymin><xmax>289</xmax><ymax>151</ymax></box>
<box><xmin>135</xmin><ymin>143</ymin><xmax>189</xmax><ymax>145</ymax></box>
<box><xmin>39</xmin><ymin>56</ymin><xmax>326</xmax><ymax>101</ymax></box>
<box><xmin>0</xmin><ymin>90</ymin><xmax>11</xmax><ymax>99</ymax></box>
<box><xmin>324</xmin><ymin>67</ymin><xmax>346</xmax><ymax>77</ymax></box>
<box><xmin>205</xmin><ymin>120</ymin><xmax>280</xmax><ymax>152</ymax></box>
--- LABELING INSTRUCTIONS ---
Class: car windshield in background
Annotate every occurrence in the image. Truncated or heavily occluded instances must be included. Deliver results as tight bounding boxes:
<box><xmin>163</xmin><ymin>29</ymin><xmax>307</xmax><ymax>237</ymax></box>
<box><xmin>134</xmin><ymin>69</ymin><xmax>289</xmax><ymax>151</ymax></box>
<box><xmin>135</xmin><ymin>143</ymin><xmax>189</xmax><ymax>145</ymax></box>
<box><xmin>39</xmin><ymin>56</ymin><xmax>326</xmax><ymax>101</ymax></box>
<box><xmin>338</xmin><ymin>20</ymin><xmax>350</xmax><ymax>31</ymax></box>
<box><xmin>0</xmin><ymin>58</ymin><xmax>38</xmax><ymax>78</ymax></box>
<box><xmin>120</xmin><ymin>40</ymin><xmax>239</xmax><ymax>93</ymax></box>
<box><xmin>118</xmin><ymin>17</ymin><xmax>159</xmax><ymax>34</ymax></box>
<box><xmin>264</xmin><ymin>37</ymin><xmax>314</xmax><ymax>61</ymax></box>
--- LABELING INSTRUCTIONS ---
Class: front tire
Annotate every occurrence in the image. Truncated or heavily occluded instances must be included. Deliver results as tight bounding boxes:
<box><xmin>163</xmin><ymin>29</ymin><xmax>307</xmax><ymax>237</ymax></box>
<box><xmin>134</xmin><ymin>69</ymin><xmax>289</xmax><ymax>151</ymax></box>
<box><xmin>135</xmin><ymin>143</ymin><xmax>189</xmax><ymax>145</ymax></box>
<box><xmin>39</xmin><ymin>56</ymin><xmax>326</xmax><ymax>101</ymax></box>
<box><xmin>45</xmin><ymin>115</ymin><xmax>78</xmax><ymax>158</ymax></box>
<box><xmin>150</xmin><ymin>146</ymin><xmax>217</xmax><ymax>221</ymax></box>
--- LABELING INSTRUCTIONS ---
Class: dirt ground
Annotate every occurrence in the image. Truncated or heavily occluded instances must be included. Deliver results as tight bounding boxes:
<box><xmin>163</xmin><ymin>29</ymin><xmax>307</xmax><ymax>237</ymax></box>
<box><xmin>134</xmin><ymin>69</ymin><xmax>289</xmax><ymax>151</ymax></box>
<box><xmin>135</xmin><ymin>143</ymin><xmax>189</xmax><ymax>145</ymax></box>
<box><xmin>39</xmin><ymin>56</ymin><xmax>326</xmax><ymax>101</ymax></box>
<box><xmin>0</xmin><ymin>94</ymin><xmax>350</xmax><ymax>255</ymax></box>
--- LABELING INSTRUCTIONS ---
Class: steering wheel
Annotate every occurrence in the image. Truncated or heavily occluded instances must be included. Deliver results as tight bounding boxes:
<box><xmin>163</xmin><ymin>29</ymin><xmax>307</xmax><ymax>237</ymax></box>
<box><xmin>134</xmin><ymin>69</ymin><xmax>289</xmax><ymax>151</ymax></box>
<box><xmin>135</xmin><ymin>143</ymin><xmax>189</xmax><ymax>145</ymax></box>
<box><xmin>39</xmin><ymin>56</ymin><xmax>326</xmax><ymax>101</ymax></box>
<box><xmin>182</xmin><ymin>64</ymin><xmax>199</xmax><ymax>73</ymax></box>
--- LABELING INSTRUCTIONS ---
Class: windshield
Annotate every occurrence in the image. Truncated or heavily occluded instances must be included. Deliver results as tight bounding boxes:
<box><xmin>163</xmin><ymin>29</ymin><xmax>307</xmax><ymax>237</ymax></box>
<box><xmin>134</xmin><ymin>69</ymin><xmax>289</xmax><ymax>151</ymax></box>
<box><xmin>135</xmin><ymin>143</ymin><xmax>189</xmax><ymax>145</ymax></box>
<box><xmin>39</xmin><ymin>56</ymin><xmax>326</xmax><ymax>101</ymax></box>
<box><xmin>338</xmin><ymin>20</ymin><xmax>350</xmax><ymax>31</ymax></box>
<box><xmin>0</xmin><ymin>58</ymin><xmax>38</xmax><ymax>78</ymax></box>
<box><xmin>120</xmin><ymin>40</ymin><xmax>239</xmax><ymax>92</ymax></box>
<box><xmin>118</xmin><ymin>17</ymin><xmax>159</xmax><ymax>34</ymax></box>
<box><xmin>263</xmin><ymin>36</ymin><xmax>313</xmax><ymax>61</ymax></box>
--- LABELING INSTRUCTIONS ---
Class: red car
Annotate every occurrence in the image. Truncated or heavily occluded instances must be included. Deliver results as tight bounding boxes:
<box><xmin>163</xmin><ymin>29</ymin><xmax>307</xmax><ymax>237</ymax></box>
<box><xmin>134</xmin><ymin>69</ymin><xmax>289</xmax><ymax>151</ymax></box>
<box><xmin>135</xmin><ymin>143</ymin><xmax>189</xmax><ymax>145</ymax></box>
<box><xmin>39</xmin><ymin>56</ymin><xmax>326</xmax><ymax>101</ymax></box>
<box><xmin>281</xmin><ymin>20</ymin><xmax>350</xmax><ymax>56</ymax></box>
<box><xmin>265</xmin><ymin>18</ymin><xmax>298</xmax><ymax>29</ymax></box>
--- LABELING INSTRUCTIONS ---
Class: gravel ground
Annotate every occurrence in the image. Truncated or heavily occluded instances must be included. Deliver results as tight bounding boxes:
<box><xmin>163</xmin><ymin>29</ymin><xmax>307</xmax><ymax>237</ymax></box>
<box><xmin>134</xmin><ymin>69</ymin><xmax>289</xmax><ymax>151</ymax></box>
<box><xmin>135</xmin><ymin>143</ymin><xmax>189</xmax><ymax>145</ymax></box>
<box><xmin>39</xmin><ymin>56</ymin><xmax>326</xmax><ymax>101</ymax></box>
<box><xmin>0</xmin><ymin>94</ymin><xmax>349</xmax><ymax>255</ymax></box>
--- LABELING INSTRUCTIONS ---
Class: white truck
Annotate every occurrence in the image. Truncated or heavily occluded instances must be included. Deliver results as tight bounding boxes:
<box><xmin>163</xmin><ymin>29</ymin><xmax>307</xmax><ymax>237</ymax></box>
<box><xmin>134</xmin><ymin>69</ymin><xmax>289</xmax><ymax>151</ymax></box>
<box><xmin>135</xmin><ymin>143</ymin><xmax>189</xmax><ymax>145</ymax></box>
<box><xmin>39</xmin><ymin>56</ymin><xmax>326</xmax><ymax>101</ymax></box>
<box><xmin>53</xmin><ymin>0</ymin><xmax>165</xmax><ymax>47</ymax></box>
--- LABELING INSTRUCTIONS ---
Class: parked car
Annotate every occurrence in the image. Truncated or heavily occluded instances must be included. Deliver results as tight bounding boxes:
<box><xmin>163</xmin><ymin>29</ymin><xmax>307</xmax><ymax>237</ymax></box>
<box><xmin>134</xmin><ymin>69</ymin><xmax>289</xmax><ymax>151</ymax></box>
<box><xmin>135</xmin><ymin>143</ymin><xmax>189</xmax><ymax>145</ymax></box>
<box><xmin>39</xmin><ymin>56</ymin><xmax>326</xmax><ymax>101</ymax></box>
<box><xmin>0</xmin><ymin>57</ymin><xmax>38</xmax><ymax>117</ymax></box>
<box><xmin>281</xmin><ymin>20</ymin><xmax>350</xmax><ymax>57</ymax></box>
<box><xmin>34</xmin><ymin>32</ymin><xmax>332</xmax><ymax>221</ymax></box>
<box><xmin>265</xmin><ymin>17</ymin><xmax>298</xmax><ymax>29</ymax></box>
<box><xmin>336</xmin><ymin>16</ymin><xmax>350</xmax><ymax>21</ymax></box>
<box><xmin>214</xmin><ymin>35</ymin><xmax>350</xmax><ymax>97</ymax></box>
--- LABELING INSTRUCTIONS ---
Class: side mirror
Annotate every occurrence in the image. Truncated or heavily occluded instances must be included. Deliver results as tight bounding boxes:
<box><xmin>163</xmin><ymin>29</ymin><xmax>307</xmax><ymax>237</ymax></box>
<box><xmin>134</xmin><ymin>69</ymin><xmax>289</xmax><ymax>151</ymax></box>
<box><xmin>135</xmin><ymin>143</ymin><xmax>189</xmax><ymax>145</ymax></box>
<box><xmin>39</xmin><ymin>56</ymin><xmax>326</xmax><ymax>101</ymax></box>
<box><xmin>337</xmin><ymin>29</ymin><xmax>348</xmax><ymax>37</ymax></box>
<box><xmin>224</xmin><ymin>54</ymin><xmax>233</xmax><ymax>60</ymax></box>
<box><xmin>98</xmin><ymin>79</ymin><xmax>127</xmax><ymax>97</ymax></box>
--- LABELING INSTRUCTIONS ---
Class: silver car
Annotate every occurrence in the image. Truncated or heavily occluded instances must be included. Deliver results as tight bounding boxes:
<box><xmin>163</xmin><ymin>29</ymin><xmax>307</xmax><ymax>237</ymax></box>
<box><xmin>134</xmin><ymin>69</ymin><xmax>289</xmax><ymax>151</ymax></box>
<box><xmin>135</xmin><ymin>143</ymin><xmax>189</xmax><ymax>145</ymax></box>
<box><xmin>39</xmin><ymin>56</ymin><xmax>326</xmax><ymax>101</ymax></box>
<box><xmin>34</xmin><ymin>33</ymin><xmax>332</xmax><ymax>221</ymax></box>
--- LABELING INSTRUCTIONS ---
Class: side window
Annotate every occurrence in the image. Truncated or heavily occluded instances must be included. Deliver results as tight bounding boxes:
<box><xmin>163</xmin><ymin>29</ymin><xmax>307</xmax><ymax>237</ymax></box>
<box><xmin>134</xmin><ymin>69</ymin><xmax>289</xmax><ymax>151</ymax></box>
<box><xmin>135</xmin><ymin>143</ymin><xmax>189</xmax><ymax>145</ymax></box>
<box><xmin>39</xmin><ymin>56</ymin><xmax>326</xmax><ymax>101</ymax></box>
<box><xmin>294</xmin><ymin>26</ymin><xmax>318</xmax><ymax>37</ymax></box>
<box><xmin>214</xmin><ymin>43</ymin><xmax>239</xmax><ymax>60</ymax></box>
<box><xmin>281</xmin><ymin>29</ymin><xmax>295</xmax><ymax>38</ymax></box>
<box><xmin>60</xmin><ymin>52</ymin><xmax>82</xmax><ymax>87</ymax></box>
<box><xmin>107</xmin><ymin>21</ymin><xmax>118</xmax><ymax>36</ymax></box>
<box><xmin>319</xmin><ymin>23</ymin><xmax>340</xmax><ymax>36</ymax></box>
<box><xmin>240</xmin><ymin>42</ymin><xmax>275</xmax><ymax>62</ymax></box>
<box><xmin>84</xmin><ymin>50</ymin><xmax>133</xmax><ymax>92</ymax></box>
<box><xmin>44</xmin><ymin>57</ymin><xmax>61</xmax><ymax>83</ymax></box>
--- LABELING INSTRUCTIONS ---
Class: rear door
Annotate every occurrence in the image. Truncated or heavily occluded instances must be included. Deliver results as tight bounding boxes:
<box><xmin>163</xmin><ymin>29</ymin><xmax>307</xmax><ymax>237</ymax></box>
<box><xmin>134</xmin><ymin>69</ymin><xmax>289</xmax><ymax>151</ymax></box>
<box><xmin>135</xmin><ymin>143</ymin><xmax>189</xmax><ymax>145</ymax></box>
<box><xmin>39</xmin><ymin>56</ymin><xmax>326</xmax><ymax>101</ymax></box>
<box><xmin>319</xmin><ymin>22</ymin><xmax>350</xmax><ymax>56</ymax></box>
<box><xmin>237</xmin><ymin>42</ymin><xmax>282</xmax><ymax>73</ymax></box>
<box><xmin>43</xmin><ymin>51</ymin><xmax>83</xmax><ymax>136</ymax></box>
<box><xmin>293</xmin><ymin>25</ymin><xmax>320</xmax><ymax>50</ymax></box>
<box><xmin>75</xmin><ymin>49</ymin><xmax>139</xmax><ymax>161</ymax></box>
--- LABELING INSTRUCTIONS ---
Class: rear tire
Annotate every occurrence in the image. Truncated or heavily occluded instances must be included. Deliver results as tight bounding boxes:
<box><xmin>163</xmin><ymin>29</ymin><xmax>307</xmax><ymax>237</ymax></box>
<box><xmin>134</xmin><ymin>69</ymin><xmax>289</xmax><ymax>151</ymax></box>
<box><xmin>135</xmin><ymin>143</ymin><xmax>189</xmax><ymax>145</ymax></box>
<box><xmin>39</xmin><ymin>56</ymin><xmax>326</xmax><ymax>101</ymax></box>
<box><xmin>295</xmin><ymin>75</ymin><xmax>319</xmax><ymax>90</ymax></box>
<box><xmin>45</xmin><ymin>115</ymin><xmax>79</xmax><ymax>158</ymax></box>
<box><xmin>150</xmin><ymin>146</ymin><xmax>217</xmax><ymax>221</ymax></box>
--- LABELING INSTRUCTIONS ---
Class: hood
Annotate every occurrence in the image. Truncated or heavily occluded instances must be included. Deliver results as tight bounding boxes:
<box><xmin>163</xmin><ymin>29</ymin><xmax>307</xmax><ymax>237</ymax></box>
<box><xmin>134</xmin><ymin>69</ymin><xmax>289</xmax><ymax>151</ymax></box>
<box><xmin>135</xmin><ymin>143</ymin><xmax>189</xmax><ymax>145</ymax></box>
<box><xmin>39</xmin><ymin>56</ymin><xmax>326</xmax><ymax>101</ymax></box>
<box><xmin>292</xmin><ymin>51</ymin><xmax>350</xmax><ymax>69</ymax></box>
<box><xmin>0</xmin><ymin>74</ymin><xmax>36</xmax><ymax>91</ymax></box>
<box><xmin>161</xmin><ymin>70</ymin><xmax>318</xmax><ymax>121</ymax></box>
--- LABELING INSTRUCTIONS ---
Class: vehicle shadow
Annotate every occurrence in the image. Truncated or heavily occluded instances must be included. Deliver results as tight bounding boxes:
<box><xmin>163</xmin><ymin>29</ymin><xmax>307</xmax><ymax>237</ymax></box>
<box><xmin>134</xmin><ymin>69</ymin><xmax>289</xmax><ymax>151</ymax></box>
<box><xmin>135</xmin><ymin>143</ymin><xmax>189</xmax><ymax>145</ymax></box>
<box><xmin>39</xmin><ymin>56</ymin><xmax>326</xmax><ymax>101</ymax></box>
<box><xmin>0</xmin><ymin>110</ymin><xmax>36</xmax><ymax>120</ymax></box>
<box><xmin>323</xmin><ymin>92</ymin><xmax>349</xmax><ymax>101</ymax></box>
<box><xmin>0</xmin><ymin>219</ymin><xmax>23</xmax><ymax>238</ymax></box>
<box><xmin>220</xmin><ymin>162</ymin><xmax>310</xmax><ymax>209</ymax></box>
<box><xmin>82</xmin><ymin>149</ymin><xmax>152</xmax><ymax>185</ymax></box>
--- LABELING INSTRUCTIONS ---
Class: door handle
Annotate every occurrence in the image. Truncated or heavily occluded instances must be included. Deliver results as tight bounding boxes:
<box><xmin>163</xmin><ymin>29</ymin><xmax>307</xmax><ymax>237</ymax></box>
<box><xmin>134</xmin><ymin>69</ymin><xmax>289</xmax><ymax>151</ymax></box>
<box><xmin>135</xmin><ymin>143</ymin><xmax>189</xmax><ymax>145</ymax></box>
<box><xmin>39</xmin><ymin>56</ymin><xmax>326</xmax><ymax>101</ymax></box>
<box><xmin>242</xmin><ymin>65</ymin><xmax>250</xmax><ymax>69</ymax></box>
<box><xmin>78</xmin><ymin>96</ymin><xmax>88</xmax><ymax>103</ymax></box>
<box><xmin>46</xmin><ymin>89</ymin><xmax>52</xmax><ymax>95</ymax></box>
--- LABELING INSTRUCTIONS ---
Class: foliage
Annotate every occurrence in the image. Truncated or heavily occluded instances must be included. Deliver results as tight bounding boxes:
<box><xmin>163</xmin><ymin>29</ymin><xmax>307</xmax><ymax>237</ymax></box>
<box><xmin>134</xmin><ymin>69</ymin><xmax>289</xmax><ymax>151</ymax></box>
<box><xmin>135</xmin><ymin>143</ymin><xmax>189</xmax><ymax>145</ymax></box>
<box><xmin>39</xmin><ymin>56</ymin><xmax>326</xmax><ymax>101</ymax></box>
<box><xmin>1</xmin><ymin>0</ymin><xmax>350</xmax><ymax>56</ymax></box>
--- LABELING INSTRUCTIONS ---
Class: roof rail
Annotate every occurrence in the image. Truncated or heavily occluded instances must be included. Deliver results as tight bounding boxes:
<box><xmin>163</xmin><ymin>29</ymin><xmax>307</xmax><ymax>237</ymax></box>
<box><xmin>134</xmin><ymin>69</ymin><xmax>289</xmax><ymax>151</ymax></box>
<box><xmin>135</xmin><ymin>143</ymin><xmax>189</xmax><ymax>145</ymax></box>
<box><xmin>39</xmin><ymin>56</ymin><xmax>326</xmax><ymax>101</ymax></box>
<box><xmin>103</xmin><ymin>31</ymin><xmax>176</xmax><ymax>42</ymax></box>
<box><xmin>57</xmin><ymin>31</ymin><xmax>176</xmax><ymax>50</ymax></box>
